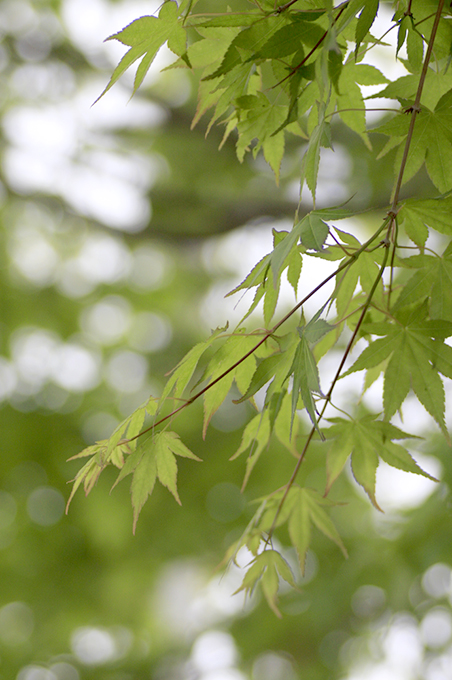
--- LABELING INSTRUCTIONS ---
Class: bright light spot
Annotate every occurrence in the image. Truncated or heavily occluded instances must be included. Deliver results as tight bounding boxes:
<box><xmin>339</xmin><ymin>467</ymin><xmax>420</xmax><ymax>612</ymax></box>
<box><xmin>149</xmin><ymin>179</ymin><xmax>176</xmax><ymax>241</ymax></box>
<box><xmin>0</xmin><ymin>0</ymin><xmax>36</xmax><ymax>34</ymax></box>
<box><xmin>81</xmin><ymin>296</ymin><xmax>132</xmax><ymax>345</ymax></box>
<box><xmin>200</xmin><ymin>670</ymin><xmax>247</xmax><ymax>680</ymax></box>
<box><xmin>3</xmin><ymin>97</ymin><xmax>158</xmax><ymax>231</ymax></box>
<box><xmin>294</xmin><ymin>145</ymin><xmax>352</xmax><ymax>206</ymax></box>
<box><xmin>253</xmin><ymin>652</ymin><xmax>297</xmax><ymax>680</ymax></box>
<box><xmin>0</xmin><ymin>601</ymin><xmax>34</xmax><ymax>646</ymax></box>
<box><xmin>27</xmin><ymin>486</ymin><xmax>65</xmax><ymax>526</ymax></box>
<box><xmin>78</xmin><ymin>81</ymin><xmax>166</xmax><ymax>131</ymax></box>
<box><xmin>52</xmin><ymin>344</ymin><xmax>101</xmax><ymax>392</ymax></box>
<box><xmin>11</xmin><ymin>62</ymin><xmax>76</xmax><ymax>100</ymax></box>
<box><xmin>82</xmin><ymin>411</ymin><xmax>118</xmax><ymax>443</ymax></box>
<box><xmin>56</xmin><ymin>234</ymin><xmax>132</xmax><ymax>298</ymax></box>
<box><xmin>105</xmin><ymin>350</ymin><xmax>148</xmax><ymax>393</ymax></box>
<box><xmin>71</xmin><ymin>626</ymin><xmax>117</xmax><ymax>665</ymax></box>
<box><xmin>382</xmin><ymin>615</ymin><xmax>423</xmax><ymax>670</ymax></box>
<box><xmin>49</xmin><ymin>662</ymin><xmax>80</xmax><ymax>680</ymax></box>
<box><xmin>376</xmin><ymin>455</ymin><xmax>441</xmax><ymax>512</ymax></box>
<box><xmin>76</xmin><ymin>234</ymin><xmax>131</xmax><ymax>283</ymax></box>
<box><xmin>16</xmin><ymin>667</ymin><xmax>57</xmax><ymax>680</ymax></box>
<box><xmin>420</xmin><ymin>608</ymin><xmax>452</xmax><ymax>649</ymax></box>
<box><xmin>62</xmin><ymin>0</ymin><xmax>161</xmax><ymax>60</ymax></box>
<box><xmin>129</xmin><ymin>245</ymin><xmax>169</xmax><ymax>291</ymax></box>
<box><xmin>351</xmin><ymin>585</ymin><xmax>386</xmax><ymax>619</ymax></box>
<box><xmin>425</xmin><ymin>648</ymin><xmax>452</xmax><ymax>680</ymax></box>
<box><xmin>11</xmin><ymin>328</ymin><xmax>60</xmax><ymax>390</ymax></box>
<box><xmin>153</xmin><ymin>559</ymin><xmax>251</xmax><ymax>638</ymax></box>
<box><xmin>422</xmin><ymin>564</ymin><xmax>452</xmax><ymax>600</ymax></box>
<box><xmin>191</xmin><ymin>631</ymin><xmax>237</xmax><ymax>672</ymax></box>
<box><xmin>64</xmin><ymin>164</ymin><xmax>150</xmax><ymax>231</ymax></box>
<box><xmin>128</xmin><ymin>312</ymin><xmax>172</xmax><ymax>352</ymax></box>
<box><xmin>9</xmin><ymin>228</ymin><xmax>59</xmax><ymax>286</ymax></box>
<box><xmin>3</xmin><ymin>104</ymin><xmax>77</xmax><ymax>156</ymax></box>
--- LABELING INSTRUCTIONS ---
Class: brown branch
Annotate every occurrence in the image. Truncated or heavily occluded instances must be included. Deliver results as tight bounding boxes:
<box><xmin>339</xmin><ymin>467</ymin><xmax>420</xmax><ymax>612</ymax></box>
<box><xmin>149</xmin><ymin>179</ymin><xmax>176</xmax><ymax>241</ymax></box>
<box><xmin>272</xmin><ymin>4</ymin><xmax>347</xmax><ymax>89</ymax></box>
<box><xmin>125</xmin><ymin>219</ymin><xmax>390</xmax><ymax>445</ymax></box>
<box><xmin>265</xmin><ymin>235</ymin><xmax>391</xmax><ymax>544</ymax></box>
<box><xmin>390</xmin><ymin>0</ymin><xmax>445</xmax><ymax>211</ymax></box>
<box><xmin>265</xmin><ymin>0</ymin><xmax>446</xmax><ymax>544</ymax></box>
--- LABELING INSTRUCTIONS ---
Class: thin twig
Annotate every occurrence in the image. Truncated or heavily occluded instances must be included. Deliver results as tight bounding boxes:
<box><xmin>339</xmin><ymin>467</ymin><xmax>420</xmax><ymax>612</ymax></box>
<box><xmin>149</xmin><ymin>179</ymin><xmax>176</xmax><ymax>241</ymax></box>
<box><xmin>272</xmin><ymin>4</ymin><xmax>347</xmax><ymax>89</ymax></box>
<box><xmin>390</xmin><ymin>0</ymin><xmax>445</xmax><ymax>211</ymax></box>
<box><xmin>265</xmin><ymin>237</ymin><xmax>391</xmax><ymax>544</ymax></box>
<box><xmin>264</xmin><ymin>0</ymin><xmax>446</xmax><ymax>545</ymax></box>
<box><xmin>125</xmin><ymin>219</ymin><xmax>390</xmax><ymax>445</ymax></box>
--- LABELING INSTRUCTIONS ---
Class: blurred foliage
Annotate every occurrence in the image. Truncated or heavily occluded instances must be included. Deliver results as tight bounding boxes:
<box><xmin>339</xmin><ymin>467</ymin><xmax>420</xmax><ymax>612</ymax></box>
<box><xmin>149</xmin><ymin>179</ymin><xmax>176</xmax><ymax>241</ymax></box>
<box><xmin>0</xmin><ymin>1</ymin><xmax>452</xmax><ymax>680</ymax></box>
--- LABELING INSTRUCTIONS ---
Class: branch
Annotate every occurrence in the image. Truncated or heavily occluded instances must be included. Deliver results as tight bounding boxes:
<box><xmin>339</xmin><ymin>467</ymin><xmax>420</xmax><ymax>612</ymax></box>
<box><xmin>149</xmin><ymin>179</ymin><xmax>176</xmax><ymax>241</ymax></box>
<box><xmin>265</xmin><ymin>234</ymin><xmax>391</xmax><ymax>544</ymax></box>
<box><xmin>125</xmin><ymin>218</ymin><xmax>390</xmax><ymax>444</ymax></box>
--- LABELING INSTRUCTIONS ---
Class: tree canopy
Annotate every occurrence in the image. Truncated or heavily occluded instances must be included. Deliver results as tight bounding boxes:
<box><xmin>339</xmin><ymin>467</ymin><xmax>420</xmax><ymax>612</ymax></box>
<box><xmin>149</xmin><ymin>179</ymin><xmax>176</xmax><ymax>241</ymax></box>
<box><xmin>1</xmin><ymin>1</ymin><xmax>452</xmax><ymax>679</ymax></box>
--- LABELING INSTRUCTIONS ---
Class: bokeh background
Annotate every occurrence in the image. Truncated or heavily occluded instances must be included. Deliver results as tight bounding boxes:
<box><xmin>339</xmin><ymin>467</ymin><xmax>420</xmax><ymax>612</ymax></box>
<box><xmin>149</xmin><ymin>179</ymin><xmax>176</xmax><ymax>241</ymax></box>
<box><xmin>1</xmin><ymin>1</ymin><xmax>452</xmax><ymax>679</ymax></box>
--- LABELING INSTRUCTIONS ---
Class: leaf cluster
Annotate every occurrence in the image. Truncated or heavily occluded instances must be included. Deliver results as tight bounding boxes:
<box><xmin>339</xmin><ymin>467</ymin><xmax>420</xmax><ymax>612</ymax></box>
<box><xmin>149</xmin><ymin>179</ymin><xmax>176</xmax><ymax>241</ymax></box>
<box><xmin>68</xmin><ymin>0</ymin><xmax>452</xmax><ymax>613</ymax></box>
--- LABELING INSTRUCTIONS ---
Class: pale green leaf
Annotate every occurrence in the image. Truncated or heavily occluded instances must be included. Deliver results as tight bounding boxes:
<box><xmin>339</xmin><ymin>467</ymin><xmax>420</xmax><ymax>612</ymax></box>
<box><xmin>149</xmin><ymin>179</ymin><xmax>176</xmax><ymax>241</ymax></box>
<box><xmin>155</xmin><ymin>436</ymin><xmax>180</xmax><ymax>504</ymax></box>
<box><xmin>379</xmin><ymin>442</ymin><xmax>438</xmax><ymax>481</ymax></box>
<box><xmin>299</xmin><ymin>214</ymin><xmax>329</xmax><ymax>251</ymax></box>
<box><xmin>355</xmin><ymin>0</ymin><xmax>379</xmax><ymax>55</ymax></box>
<box><xmin>131</xmin><ymin>443</ymin><xmax>157</xmax><ymax>533</ymax></box>
<box><xmin>383</xmin><ymin>345</ymin><xmax>411</xmax><ymax>419</ymax></box>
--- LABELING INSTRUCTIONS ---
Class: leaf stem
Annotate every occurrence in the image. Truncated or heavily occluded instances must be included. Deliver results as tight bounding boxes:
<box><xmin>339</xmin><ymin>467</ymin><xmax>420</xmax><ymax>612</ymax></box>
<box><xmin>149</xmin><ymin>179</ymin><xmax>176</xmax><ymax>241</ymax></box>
<box><xmin>265</xmin><ymin>235</ymin><xmax>391</xmax><ymax>544</ymax></box>
<box><xmin>125</xmin><ymin>219</ymin><xmax>390</xmax><ymax>444</ymax></box>
<box><xmin>390</xmin><ymin>0</ymin><xmax>445</xmax><ymax>211</ymax></box>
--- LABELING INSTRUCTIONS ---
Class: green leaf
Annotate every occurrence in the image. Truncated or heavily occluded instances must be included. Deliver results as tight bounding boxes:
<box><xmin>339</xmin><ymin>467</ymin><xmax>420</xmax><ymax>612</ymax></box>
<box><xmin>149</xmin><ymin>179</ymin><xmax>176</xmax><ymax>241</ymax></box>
<box><xmin>325</xmin><ymin>416</ymin><xmax>431</xmax><ymax>503</ymax></box>
<box><xmin>163</xmin><ymin>431</ymin><xmax>202</xmax><ymax>461</ymax></box>
<box><xmin>383</xmin><ymin>341</ymin><xmax>411</xmax><ymax>419</ymax></box>
<box><xmin>263</xmin><ymin>275</ymin><xmax>281</xmax><ymax>326</ymax></box>
<box><xmin>273</xmin><ymin>390</ymin><xmax>299</xmax><ymax>455</ymax></box>
<box><xmin>350</xmin><ymin>433</ymin><xmax>381</xmax><ymax>510</ymax></box>
<box><xmin>400</xmin><ymin>197</ymin><xmax>452</xmax><ymax>237</ymax></box>
<box><xmin>159</xmin><ymin>326</ymin><xmax>225</xmax><ymax>407</ymax></box>
<box><xmin>286</xmin><ymin>246</ymin><xmax>303</xmax><ymax>296</ymax></box>
<box><xmin>406</xmin><ymin>336</ymin><xmax>448</xmax><ymax>437</ymax></box>
<box><xmin>155</xmin><ymin>436</ymin><xmax>180</xmax><ymax>504</ymax></box>
<box><xmin>338</xmin><ymin>62</ymin><xmax>372</xmax><ymax>148</ymax></box>
<box><xmin>234</xmin><ymin>352</ymin><xmax>283</xmax><ymax>404</ymax></box>
<box><xmin>406</xmin><ymin>23</ymin><xmax>424</xmax><ymax>72</ymax></box>
<box><xmin>97</xmin><ymin>2</ymin><xmax>186</xmax><ymax>101</ymax></box>
<box><xmin>193</xmin><ymin>14</ymin><xmax>262</xmax><ymax>28</ymax></box>
<box><xmin>343</xmin><ymin>332</ymin><xmax>402</xmax><ymax>376</ymax></box>
<box><xmin>288</xmin><ymin>487</ymin><xmax>347</xmax><ymax>573</ymax></box>
<box><xmin>355</xmin><ymin>0</ymin><xmax>379</xmax><ymax>56</ymax></box>
<box><xmin>289</xmin><ymin>335</ymin><xmax>323</xmax><ymax>437</ymax></box>
<box><xmin>300</xmin><ymin>120</ymin><xmax>323</xmax><ymax>201</ymax></box>
<box><xmin>299</xmin><ymin>214</ymin><xmax>329</xmax><ymax>251</ymax></box>
<box><xmin>234</xmin><ymin>549</ymin><xmax>296</xmax><ymax>617</ymax></box>
<box><xmin>379</xmin><ymin>442</ymin><xmax>437</xmax><ymax>481</ymax></box>
<box><xmin>66</xmin><ymin>449</ymin><xmax>105</xmax><ymax>511</ymax></box>
<box><xmin>131</xmin><ymin>440</ymin><xmax>157</xmax><ymax>533</ymax></box>
<box><xmin>202</xmin><ymin>331</ymin><xmax>258</xmax><ymax>436</ymax></box>
<box><xmin>230</xmin><ymin>411</ymin><xmax>271</xmax><ymax>490</ymax></box>
<box><xmin>226</xmin><ymin>253</ymin><xmax>271</xmax><ymax>296</ymax></box>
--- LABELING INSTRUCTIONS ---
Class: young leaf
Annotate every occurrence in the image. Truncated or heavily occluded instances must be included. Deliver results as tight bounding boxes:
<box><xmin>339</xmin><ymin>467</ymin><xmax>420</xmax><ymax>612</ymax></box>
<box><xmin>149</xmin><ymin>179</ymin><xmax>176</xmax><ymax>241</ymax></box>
<box><xmin>299</xmin><ymin>214</ymin><xmax>329</xmax><ymax>251</ymax></box>
<box><xmin>131</xmin><ymin>439</ymin><xmax>157</xmax><ymax>533</ymax></box>
<box><xmin>97</xmin><ymin>1</ymin><xmax>187</xmax><ymax>101</ymax></box>
<box><xmin>288</xmin><ymin>487</ymin><xmax>347</xmax><ymax>574</ymax></box>
<box><xmin>230</xmin><ymin>411</ymin><xmax>271</xmax><ymax>490</ymax></box>
<box><xmin>234</xmin><ymin>549</ymin><xmax>296</xmax><ymax>617</ymax></box>
<box><xmin>159</xmin><ymin>325</ymin><xmax>226</xmax><ymax>408</ymax></box>
<box><xmin>355</xmin><ymin>0</ymin><xmax>379</xmax><ymax>56</ymax></box>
